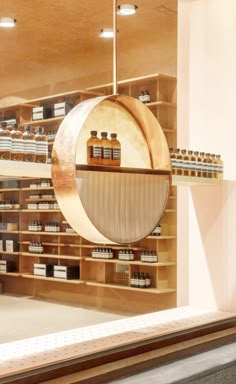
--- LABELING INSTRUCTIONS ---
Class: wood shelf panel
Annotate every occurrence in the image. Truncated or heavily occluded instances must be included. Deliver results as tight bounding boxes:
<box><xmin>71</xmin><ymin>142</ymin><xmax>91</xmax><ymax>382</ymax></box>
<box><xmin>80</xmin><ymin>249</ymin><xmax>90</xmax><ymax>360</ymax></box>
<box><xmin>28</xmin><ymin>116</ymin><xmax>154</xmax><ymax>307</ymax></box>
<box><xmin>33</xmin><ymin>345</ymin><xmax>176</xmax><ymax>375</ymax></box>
<box><xmin>0</xmin><ymin>230</ymin><xmax>20</xmax><ymax>233</ymax></box>
<box><xmin>21</xmin><ymin>231</ymin><xmax>79</xmax><ymax>236</ymax></box>
<box><xmin>146</xmin><ymin>235</ymin><xmax>176</xmax><ymax>239</ymax></box>
<box><xmin>0</xmin><ymin>251</ymin><xmax>20</xmax><ymax>255</ymax></box>
<box><xmin>21</xmin><ymin>252</ymin><xmax>82</xmax><ymax>261</ymax></box>
<box><xmin>0</xmin><ymin>160</ymin><xmax>51</xmax><ymax>178</ymax></box>
<box><xmin>86</xmin><ymin>280</ymin><xmax>176</xmax><ymax>294</ymax></box>
<box><xmin>0</xmin><ymin>188</ymin><xmax>20</xmax><ymax>192</ymax></box>
<box><xmin>147</xmin><ymin>101</ymin><xmax>177</xmax><ymax>108</ymax></box>
<box><xmin>84</xmin><ymin>257</ymin><xmax>176</xmax><ymax>267</ymax></box>
<box><xmin>25</xmin><ymin>198</ymin><xmax>56</xmax><ymax>202</ymax></box>
<box><xmin>21</xmin><ymin>273</ymin><xmax>84</xmax><ymax>284</ymax></box>
<box><xmin>0</xmin><ymin>272</ymin><xmax>21</xmax><ymax>277</ymax></box>
<box><xmin>20</xmin><ymin>116</ymin><xmax>63</xmax><ymax>127</ymax></box>
<box><xmin>72</xmin><ymin>244</ymin><xmax>143</xmax><ymax>250</ymax></box>
<box><xmin>21</xmin><ymin>187</ymin><xmax>54</xmax><ymax>191</ymax></box>
<box><xmin>21</xmin><ymin>209</ymin><xmax>61</xmax><ymax>212</ymax></box>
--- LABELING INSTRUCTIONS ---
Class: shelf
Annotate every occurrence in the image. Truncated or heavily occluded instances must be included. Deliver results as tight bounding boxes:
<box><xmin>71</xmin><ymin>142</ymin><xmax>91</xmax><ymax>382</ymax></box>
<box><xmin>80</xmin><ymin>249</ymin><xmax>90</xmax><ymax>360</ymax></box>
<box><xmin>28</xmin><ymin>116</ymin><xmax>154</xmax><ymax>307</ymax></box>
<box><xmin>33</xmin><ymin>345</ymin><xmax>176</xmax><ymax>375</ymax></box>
<box><xmin>86</xmin><ymin>280</ymin><xmax>176</xmax><ymax>294</ymax></box>
<box><xmin>84</xmin><ymin>257</ymin><xmax>176</xmax><ymax>267</ymax></box>
<box><xmin>0</xmin><ymin>230</ymin><xmax>19</xmax><ymax>234</ymax></box>
<box><xmin>163</xmin><ymin>128</ymin><xmax>176</xmax><ymax>134</ymax></box>
<box><xmin>25</xmin><ymin>198</ymin><xmax>56</xmax><ymax>202</ymax></box>
<box><xmin>0</xmin><ymin>160</ymin><xmax>51</xmax><ymax>178</ymax></box>
<box><xmin>76</xmin><ymin>164</ymin><xmax>171</xmax><ymax>176</ymax></box>
<box><xmin>71</xmin><ymin>244</ymin><xmax>143</xmax><ymax>250</ymax></box>
<box><xmin>146</xmin><ymin>101</ymin><xmax>177</xmax><ymax>108</ymax></box>
<box><xmin>21</xmin><ymin>252</ymin><xmax>81</xmax><ymax>261</ymax></box>
<box><xmin>21</xmin><ymin>273</ymin><xmax>84</xmax><ymax>284</ymax></box>
<box><xmin>21</xmin><ymin>209</ymin><xmax>61</xmax><ymax>212</ymax></box>
<box><xmin>0</xmin><ymin>188</ymin><xmax>20</xmax><ymax>192</ymax></box>
<box><xmin>147</xmin><ymin>235</ymin><xmax>176</xmax><ymax>239</ymax></box>
<box><xmin>172</xmin><ymin>175</ymin><xmax>225</xmax><ymax>186</ymax></box>
<box><xmin>86</xmin><ymin>73</ymin><xmax>176</xmax><ymax>92</ymax></box>
<box><xmin>20</xmin><ymin>116</ymin><xmax>64</xmax><ymax>127</ymax></box>
<box><xmin>0</xmin><ymin>272</ymin><xmax>21</xmax><ymax>277</ymax></box>
<box><xmin>0</xmin><ymin>210</ymin><xmax>20</xmax><ymax>212</ymax></box>
<box><xmin>21</xmin><ymin>231</ymin><xmax>79</xmax><ymax>236</ymax></box>
<box><xmin>0</xmin><ymin>251</ymin><xmax>20</xmax><ymax>255</ymax></box>
<box><xmin>21</xmin><ymin>187</ymin><xmax>54</xmax><ymax>191</ymax></box>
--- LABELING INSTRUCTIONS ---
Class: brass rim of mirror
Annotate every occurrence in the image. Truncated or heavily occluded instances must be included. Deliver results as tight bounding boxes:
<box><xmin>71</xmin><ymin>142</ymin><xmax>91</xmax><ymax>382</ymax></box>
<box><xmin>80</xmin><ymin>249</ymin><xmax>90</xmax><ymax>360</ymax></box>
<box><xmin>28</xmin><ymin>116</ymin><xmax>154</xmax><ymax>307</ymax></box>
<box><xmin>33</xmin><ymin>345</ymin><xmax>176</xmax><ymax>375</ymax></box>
<box><xmin>51</xmin><ymin>94</ymin><xmax>171</xmax><ymax>244</ymax></box>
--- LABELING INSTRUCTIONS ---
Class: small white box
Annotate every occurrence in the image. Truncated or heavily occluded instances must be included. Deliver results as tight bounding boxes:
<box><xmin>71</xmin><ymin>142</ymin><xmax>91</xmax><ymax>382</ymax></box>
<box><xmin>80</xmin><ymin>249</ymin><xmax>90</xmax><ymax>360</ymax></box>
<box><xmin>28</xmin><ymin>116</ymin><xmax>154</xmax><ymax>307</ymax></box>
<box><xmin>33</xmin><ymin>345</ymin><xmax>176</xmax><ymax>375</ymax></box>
<box><xmin>5</xmin><ymin>240</ymin><xmax>18</xmax><ymax>252</ymax></box>
<box><xmin>33</xmin><ymin>263</ymin><xmax>54</xmax><ymax>277</ymax></box>
<box><xmin>54</xmin><ymin>102</ymin><xmax>72</xmax><ymax>117</ymax></box>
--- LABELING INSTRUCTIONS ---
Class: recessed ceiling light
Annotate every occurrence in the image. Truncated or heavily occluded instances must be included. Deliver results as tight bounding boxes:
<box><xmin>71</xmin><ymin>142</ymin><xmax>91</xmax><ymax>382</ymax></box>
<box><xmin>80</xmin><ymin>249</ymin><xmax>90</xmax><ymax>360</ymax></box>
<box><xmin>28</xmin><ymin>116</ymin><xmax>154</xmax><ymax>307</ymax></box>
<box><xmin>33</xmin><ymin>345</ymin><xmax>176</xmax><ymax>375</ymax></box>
<box><xmin>0</xmin><ymin>17</ymin><xmax>16</xmax><ymax>28</ymax></box>
<box><xmin>99</xmin><ymin>28</ymin><xmax>114</xmax><ymax>38</ymax></box>
<box><xmin>117</xmin><ymin>4</ymin><xmax>138</xmax><ymax>16</ymax></box>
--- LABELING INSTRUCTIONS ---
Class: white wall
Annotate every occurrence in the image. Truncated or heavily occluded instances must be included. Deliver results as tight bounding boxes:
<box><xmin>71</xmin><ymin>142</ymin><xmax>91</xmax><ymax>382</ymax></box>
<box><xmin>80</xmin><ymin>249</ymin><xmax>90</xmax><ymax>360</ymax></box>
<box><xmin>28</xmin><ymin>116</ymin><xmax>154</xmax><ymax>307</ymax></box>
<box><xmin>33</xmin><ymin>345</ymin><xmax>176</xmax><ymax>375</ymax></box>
<box><xmin>178</xmin><ymin>0</ymin><xmax>236</xmax><ymax>311</ymax></box>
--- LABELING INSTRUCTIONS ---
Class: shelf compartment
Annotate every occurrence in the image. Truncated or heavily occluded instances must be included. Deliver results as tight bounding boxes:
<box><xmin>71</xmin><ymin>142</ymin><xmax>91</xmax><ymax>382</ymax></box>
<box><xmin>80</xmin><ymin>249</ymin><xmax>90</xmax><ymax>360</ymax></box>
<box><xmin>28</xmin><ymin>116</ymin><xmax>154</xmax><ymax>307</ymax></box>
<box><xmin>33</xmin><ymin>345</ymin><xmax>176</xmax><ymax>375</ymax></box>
<box><xmin>85</xmin><ymin>280</ymin><xmax>176</xmax><ymax>294</ymax></box>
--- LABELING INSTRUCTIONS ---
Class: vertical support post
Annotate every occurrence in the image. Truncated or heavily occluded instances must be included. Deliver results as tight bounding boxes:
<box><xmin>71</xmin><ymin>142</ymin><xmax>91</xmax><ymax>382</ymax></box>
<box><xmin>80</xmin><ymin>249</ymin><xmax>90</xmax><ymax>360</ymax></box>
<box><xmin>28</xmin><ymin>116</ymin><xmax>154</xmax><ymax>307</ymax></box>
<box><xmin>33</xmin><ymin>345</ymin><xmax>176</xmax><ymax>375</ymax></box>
<box><xmin>113</xmin><ymin>0</ymin><xmax>117</xmax><ymax>95</ymax></box>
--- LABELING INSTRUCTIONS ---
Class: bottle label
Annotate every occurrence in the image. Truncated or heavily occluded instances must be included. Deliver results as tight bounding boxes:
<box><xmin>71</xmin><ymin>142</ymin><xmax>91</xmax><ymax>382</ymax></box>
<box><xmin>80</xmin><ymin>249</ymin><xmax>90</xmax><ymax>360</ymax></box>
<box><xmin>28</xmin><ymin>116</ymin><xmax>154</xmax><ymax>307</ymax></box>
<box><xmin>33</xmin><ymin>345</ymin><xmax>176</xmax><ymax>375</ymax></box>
<box><xmin>0</xmin><ymin>137</ymin><xmax>12</xmax><ymax>151</ymax></box>
<box><xmin>36</xmin><ymin>141</ymin><xmax>48</xmax><ymax>154</ymax></box>
<box><xmin>24</xmin><ymin>139</ymin><xmax>36</xmax><ymax>153</ymax></box>
<box><xmin>112</xmin><ymin>147</ymin><xmax>121</xmax><ymax>160</ymax></box>
<box><xmin>12</xmin><ymin>138</ymin><xmax>23</xmax><ymax>153</ymax></box>
<box><xmin>90</xmin><ymin>145</ymin><xmax>101</xmax><ymax>158</ymax></box>
<box><xmin>102</xmin><ymin>146</ymin><xmax>112</xmax><ymax>159</ymax></box>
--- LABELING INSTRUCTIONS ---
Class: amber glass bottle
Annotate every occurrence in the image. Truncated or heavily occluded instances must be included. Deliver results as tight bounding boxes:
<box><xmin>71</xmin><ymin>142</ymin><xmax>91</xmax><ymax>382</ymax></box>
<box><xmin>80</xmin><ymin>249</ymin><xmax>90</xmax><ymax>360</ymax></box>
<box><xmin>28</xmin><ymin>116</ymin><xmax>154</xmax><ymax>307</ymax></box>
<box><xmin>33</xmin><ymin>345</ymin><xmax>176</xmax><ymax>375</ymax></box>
<box><xmin>87</xmin><ymin>131</ymin><xmax>101</xmax><ymax>165</ymax></box>
<box><xmin>23</xmin><ymin>125</ymin><xmax>36</xmax><ymax>162</ymax></box>
<box><xmin>0</xmin><ymin>122</ymin><xmax>12</xmax><ymax>160</ymax></box>
<box><xmin>175</xmin><ymin>148</ymin><xmax>182</xmax><ymax>175</ymax></box>
<box><xmin>181</xmin><ymin>149</ymin><xmax>188</xmax><ymax>176</ymax></box>
<box><xmin>11</xmin><ymin>123</ymin><xmax>23</xmax><ymax>161</ymax></box>
<box><xmin>216</xmin><ymin>154</ymin><xmax>224</xmax><ymax>179</ymax></box>
<box><xmin>188</xmin><ymin>150</ymin><xmax>196</xmax><ymax>177</ymax></box>
<box><xmin>110</xmin><ymin>133</ymin><xmax>121</xmax><ymax>166</ymax></box>
<box><xmin>101</xmin><ymin>132</ymin><xmax>112</xmax><ymax>166</ymax></box>
<box><xmin>35</xmin><ymin>127</ymin><xmax>48</xmax><ymax>163</ymax></box>
<box><xmin>210</xmin><ymin>154</ymin><xmax>217</xmax><ymax>178</ymax></box>
<box><xmin>169</xmin><ymin>147</ymin><xmax>175</xmax><ymax>175</ymax></box>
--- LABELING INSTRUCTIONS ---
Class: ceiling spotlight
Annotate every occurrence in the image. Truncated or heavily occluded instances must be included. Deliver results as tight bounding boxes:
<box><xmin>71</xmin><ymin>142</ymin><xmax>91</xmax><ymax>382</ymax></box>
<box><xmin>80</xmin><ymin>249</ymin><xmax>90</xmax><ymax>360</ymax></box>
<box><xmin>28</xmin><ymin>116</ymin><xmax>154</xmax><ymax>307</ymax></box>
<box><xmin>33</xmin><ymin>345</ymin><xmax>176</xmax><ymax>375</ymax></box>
<box><xmin>99</xmin><ymin>28</ymin><xmax>114</xmax><ymax>38</ymax></box>
<box><xmin>0</xmin><ymin>17</ymin><xmax>16</xmax><ymax>28</ymax></box>
<box><xmin>117</xmin><ymin>4</ymin><xmax>138</xmax><ymax>16</ymax></box>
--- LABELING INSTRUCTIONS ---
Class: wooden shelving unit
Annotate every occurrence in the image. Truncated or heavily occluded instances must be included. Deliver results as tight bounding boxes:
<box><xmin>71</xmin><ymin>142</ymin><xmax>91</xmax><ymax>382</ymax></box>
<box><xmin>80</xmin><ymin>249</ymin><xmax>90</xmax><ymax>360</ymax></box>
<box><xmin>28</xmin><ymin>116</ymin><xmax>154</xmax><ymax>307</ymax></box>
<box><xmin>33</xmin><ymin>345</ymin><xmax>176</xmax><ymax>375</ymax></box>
<box><xmin>0</xmin><ymin>75</ymin><xmax>177</xmax><ymax>314</ymax></box>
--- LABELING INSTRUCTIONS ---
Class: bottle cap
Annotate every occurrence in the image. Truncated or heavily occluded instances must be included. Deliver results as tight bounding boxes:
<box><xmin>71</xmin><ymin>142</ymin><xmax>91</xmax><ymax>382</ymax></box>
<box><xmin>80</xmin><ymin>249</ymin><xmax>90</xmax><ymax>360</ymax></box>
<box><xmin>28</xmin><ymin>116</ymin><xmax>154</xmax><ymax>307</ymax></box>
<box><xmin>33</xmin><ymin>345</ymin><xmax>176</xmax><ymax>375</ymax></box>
<box><xmin>90</xmin><ymin>130</ymin><xmax>97</xmax><ymax>136</ymax></box>
<box><xmin>12</xmin><ymin>123</ymin><xmax>18</xmax><ymax>129</ymax></box>
<box><xmin>37</xmin><ymin>126</ymin><xmax>44</xmax><ymax>134</ymax></box>
<box><xmin>24</xmin><ymin>124</ymin><xmax>32</xmax><ymax>131</ymax></box>
<box><xmin>111</xmin><ymin>133</ymin><xmax>117</xmax><ymax>138</ymax></box>
<box><xmin>1</xmin><ymin>122</ymin><xmax>7</xmax><ymax>128</ymax></box>
<box><xmin>101</xmin><ymin>132</ymin><xmax>108</xmax><ymax>137</ymax></box>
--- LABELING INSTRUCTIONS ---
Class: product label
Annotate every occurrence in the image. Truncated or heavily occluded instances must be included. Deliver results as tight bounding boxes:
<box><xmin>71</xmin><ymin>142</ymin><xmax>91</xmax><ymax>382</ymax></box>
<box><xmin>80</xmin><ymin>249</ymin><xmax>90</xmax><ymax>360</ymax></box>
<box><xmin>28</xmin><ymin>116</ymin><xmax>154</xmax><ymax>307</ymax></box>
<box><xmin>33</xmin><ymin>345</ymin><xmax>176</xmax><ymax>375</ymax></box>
<box><xmin>102</xmin><ymin>146</ymin><xmax>112</xmax><ymax>159</ymax></box>
<box><xmin>90</xmin><ymin>145</ymin><xmax>101</xmax><ymax>158</ymax></box>
<box><xmin>0</xmin><ymin>137</ymin><xmax>12</xmax><ymax>151</ymax></box>
<box><xmin>112</xmin><ymin>147</ymin><xmax>121</xmax><ymax>160</ymax></box>
<box><xmin>12</xmin><ymin>138</ymin><xmax>23</xmax><ymax>153</ymax></box>
<box><xmin>24</xmin><ymin>139</ymin><xmax>36</xmax><ymax>153</ymax></box>
<box><xmin>36</xmin><ymin>141</ymin><xmax>48</xmax><ymax>154</ymax></box>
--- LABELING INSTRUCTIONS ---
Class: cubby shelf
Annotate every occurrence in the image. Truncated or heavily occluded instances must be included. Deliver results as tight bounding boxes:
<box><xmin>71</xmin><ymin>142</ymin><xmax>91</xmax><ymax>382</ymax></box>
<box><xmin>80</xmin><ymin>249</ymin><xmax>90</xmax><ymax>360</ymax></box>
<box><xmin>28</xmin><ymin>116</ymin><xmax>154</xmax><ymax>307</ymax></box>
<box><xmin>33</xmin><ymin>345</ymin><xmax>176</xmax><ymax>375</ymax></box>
<box><xmin>21</xmin><ymin>231</ymin><xmax>78</xmax><ymax>236</ymax></box>
<box><xmin>20</xmin><ymin>116</ymin><xmax>64</xmax><ymax>127</ymax></box>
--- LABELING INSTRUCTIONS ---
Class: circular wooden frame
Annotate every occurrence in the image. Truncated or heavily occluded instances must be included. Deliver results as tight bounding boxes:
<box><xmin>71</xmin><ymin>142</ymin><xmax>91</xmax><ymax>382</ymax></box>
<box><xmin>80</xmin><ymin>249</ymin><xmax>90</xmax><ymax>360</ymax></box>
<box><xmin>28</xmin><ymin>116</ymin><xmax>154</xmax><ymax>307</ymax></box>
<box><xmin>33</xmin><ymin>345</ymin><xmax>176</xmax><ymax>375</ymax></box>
<box><xmin>51</xmin><ymin>95</ymin><xmax>171</xmax><ymax>244</ymax></box>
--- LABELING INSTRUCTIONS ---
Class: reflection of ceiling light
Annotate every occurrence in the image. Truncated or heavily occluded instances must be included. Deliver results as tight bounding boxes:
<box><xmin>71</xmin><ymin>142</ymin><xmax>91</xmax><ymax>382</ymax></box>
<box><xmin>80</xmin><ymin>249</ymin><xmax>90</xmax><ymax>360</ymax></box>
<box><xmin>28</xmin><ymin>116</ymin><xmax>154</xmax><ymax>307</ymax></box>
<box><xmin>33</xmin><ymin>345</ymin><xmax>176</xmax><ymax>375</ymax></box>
<box><xmin>117</xmin><ymin>4</ymin><xmax>138</xmax><ymax>16</ymax></box>
<box><xmin>0</xmin><ymin>17</ymin><xmax>16</xmax><ymax>28</ymax></box>
<box><xmin>99</xmin><ymin>28</ymin><xmax>114</xmax><ymax>38</ymax></box>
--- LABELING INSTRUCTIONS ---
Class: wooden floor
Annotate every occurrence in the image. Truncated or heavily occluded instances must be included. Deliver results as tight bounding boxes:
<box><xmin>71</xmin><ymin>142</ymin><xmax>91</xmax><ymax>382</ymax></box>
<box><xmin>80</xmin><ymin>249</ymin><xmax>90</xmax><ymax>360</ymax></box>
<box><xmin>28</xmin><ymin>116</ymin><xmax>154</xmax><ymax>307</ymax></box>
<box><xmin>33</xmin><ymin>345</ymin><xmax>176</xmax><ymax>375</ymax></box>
<box><xmin>1</xmin><ymin>304</ymin><xmax>236</xmax><ymax>383</ymax></box>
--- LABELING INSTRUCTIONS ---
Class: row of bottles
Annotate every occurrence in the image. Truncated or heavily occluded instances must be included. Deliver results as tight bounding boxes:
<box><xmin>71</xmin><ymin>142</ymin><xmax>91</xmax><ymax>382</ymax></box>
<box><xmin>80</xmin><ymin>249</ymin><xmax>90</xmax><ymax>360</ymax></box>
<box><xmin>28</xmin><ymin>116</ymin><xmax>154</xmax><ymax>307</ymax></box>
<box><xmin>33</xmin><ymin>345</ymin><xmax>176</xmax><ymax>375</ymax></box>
<box><xmin>0</xmin><ymin>122</ymin><xmax>48</xmax><ymax>163</ymax></box>
<box><xmin>28</xmin><ymin>221</ymin><xmax>42</xmax><ymax>231</ymax></box>
<box><xmin>138</xmin><ymin>90</ymin><xmax>151</xmax><ymax>103</ymax></box>
<box><xmin>140</xmin><ymin>250</ymin><xmax>158</xmax><ymax>263</ymax></box>
<box><xmin>169</xmin><ymin>148</ymin><xmax>224</xmax><ymax>179</ymax></box>
<box><xmin>118</xmin><ymin>249</ymin><xmax>134</xmax><ymax>261</ymax></box>
<box><xmin>0</xmin><ymin>200</ymin><xmax>19</xmax><ymax>209</ymax></box>
<box><xmin>130</xmin><ymin>272</ymin><xmax>151</xmax><ymax>288</ymax></box>
<box><xmin>29</xmin><ymin>181</ymin><xmax>51</xmax><ymax>189</ymax></box>
<box><xmin>28</xmin><ymin>242</ymin><xmax>44</xmax><ymax>254</ymax></box>
<box><xmin>92</xmin><ymin>248</ymin><xmax>114</xmax><ymax>259</ymax></box>
<box><xmin>151</xmin><ymin>224</ymin><xmax>161</xmax><ymax>236</ymax></box>
<box><xmin>87</xmin><ymin>131</ymin><xmax>121</xmax><ymax>166</ymax></box>
<box><xmin>27</xmin><ymin>202</ymin><xmax>59</xmax><ymax>210</ymax></box>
